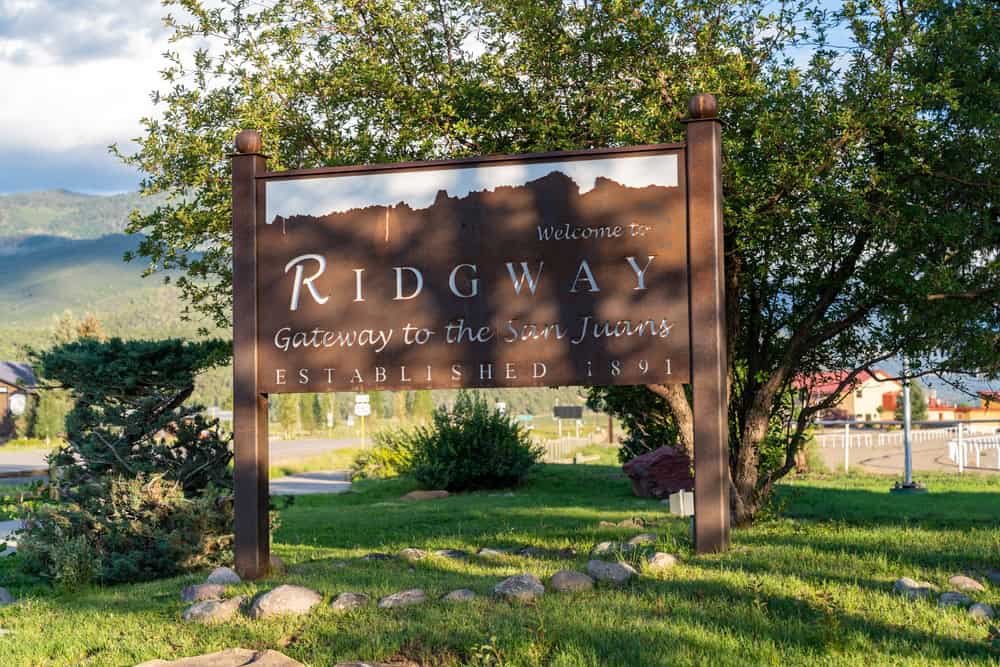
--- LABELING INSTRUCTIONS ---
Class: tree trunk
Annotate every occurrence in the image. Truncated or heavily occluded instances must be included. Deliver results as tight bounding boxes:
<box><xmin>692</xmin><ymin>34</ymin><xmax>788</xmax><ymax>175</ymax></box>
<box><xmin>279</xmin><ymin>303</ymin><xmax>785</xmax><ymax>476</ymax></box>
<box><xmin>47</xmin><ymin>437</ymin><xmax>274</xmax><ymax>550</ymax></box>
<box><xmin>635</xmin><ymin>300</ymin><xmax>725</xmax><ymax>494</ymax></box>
<box><xmin>646</xmin><ymin>384</ymin><xmax>694</xmax><ymax>457</ymax></box>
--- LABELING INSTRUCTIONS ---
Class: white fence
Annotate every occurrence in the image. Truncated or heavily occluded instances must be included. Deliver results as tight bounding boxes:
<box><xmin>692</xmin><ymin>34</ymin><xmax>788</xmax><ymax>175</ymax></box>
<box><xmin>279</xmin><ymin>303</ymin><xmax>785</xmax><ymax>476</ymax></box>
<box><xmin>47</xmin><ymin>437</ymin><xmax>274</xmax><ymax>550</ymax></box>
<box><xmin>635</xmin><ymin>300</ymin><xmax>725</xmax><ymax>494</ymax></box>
<box><xmin>947</xmin><ymin>435</ymin><xmax>1000</xmax><ymax>473</ymax></box>
<box><xmin>814</xmin><ymin>422</ymin><xmax>1000</xmax><ymax>473</ymax></box>
<box><xmin>539</xmin><ymin>437</ymin><xmax>592</xmax><ymax>463</ymax></box>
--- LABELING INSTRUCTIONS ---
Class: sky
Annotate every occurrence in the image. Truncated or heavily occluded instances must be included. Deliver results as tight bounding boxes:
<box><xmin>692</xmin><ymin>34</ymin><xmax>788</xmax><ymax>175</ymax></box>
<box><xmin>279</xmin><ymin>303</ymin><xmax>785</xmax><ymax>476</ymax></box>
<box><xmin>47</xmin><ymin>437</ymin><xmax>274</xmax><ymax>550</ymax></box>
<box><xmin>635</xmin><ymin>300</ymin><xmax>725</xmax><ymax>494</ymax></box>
<box><xmin>0</xmin><ymin>0</ymin><xmax>172</xmax><ymax>194</ymax></box>
<box><xmin>0</xmin><ymin>0</ymin><xmax>851</xmax><ymax>196</ymax></box>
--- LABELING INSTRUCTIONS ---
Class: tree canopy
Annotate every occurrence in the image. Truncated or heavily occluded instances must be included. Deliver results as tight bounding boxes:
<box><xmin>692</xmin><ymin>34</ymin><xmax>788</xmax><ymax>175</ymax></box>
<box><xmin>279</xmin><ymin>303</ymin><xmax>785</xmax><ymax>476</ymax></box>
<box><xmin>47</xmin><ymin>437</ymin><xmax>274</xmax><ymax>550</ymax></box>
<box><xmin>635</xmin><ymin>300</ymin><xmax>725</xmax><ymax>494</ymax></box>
<box><xmin>120</xmin><ymin>0</ymin><xmax>999</xmax><ymax>520</ymax></box>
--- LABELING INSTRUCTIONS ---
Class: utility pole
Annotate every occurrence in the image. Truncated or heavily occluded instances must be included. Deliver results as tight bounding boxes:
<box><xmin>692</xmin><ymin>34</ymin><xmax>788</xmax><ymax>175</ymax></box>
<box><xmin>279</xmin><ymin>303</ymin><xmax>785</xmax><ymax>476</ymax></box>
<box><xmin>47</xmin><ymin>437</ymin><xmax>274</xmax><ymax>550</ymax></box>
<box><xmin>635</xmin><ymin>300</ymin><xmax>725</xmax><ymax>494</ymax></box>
<box><xmin>891</xmin><ymin>356</ymin><xmax>927</xmax><ymax>494</ymax></box>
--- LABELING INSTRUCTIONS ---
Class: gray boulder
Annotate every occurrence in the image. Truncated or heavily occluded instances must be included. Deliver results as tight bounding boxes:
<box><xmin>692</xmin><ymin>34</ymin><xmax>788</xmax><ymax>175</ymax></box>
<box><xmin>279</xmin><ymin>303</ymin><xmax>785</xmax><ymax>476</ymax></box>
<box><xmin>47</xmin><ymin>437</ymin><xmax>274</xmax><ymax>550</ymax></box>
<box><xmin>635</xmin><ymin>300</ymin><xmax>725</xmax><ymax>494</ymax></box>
<box><xmin>181</xmin><ymin>584</ymin><xmax>227</xmax><ymax>603</ymax></box>
<box><xmin>400</xmin><ymin>490</ymin><xmax>450</xmax><ymax>501</ymax></box>
<box><xmin>892</xmin><ymin>577</ymin><xmax>937</xmax><ymax>600</ymax></box>
<box><xmin>626</xmin><ymin>533</ymin><xmax>658</xmax><ymax>547</ymax></box>
<box><xmin>987</xmin><ymin>570</ymin><xmax>1000</xmax><ymax>587</ymax></box>
<box><xmin>182</xmin><ymin>596</ymin><xmax>246</xmax><ymax>625</ymax></box>
<box><xmin>590</xmin><ymin>541</ymin><xmax>619</xmax><ymax>557</ymax></box>
<box><xmin>269</xmin><ymin>555</ymin><xmax>288</xmax><ymax>576</ymax></box>
<box><xmin>549</xmin><ymin>570</ymin><xmax>594</xmax><ymax>592</ymax></box>
<box><xmin>646</xmin><ymin>552</ymin><xmax>679</xmax><ymax>571</ymax></box>
<box><xmin>377</xmin><ymin>589</ymin><xmax>428</xmax><ymax>609</ymax></box>
<box><xmin>206</xmin><ymin>567</ymin><xmax>242</xmax><ymax>586</ymax></box>
<box><xmin>441</xmin><ymin>589</ymin><xmax>476</xmax><ymax>602</ymax></box>
<box><xmin>494</xmin><ymin>574</ymin><xmax>545</xmax><ymax>601</ymax></box>
<box><xmin>361</xmin><ymin>553</ymin><xmax>393</xmax><ymax>561</ymax></box>
<box><xmin>249</xmin><ymin>585</ymin><xmax>323</xmax><ymax>619</ymax></box>
<box><xmin>476</xmin><ymin>548</ymin><xmax>508</xmax><ymax>559</ymax></box>
<box><xmin>330</xmin><ymin>592</ymin><xmax>369</xmax><ymax>613</ymax></box>
<box><xmin>398</xmin><ymin>548</ymin><xmax>427</xmax><ymax>562</ymax></box>
<box><xmin>0</xmin><ymin>587</ymin><xmax>13</xmax><ymax>606</ymax></box>
<box><xmin>947</xmin><ymin>575</ymin><xmax>985</xmax><ymax>592</ymax></box>
<box><xmin>434</xmin><ymin>549</ymin><xmax>468</xmax><ymax>559</ymax></box>
<box><xmin>136</xmin><ymin>648</ymin><xmax>304</xmax><ymax>667</ymax></box>
<box><xmin>969</xmin><ymin>603</ymin><xmax>994</xmax><ymax>620</ymax></box>
<box><xmin>938</xmin><ymin>591</ymin><xmax>973</xmax><ymax>608</ymax></box>
<box><xmin>587</xmin><ymin>560</ymin><xmax>637</xmax><ymax>586</ymax></box>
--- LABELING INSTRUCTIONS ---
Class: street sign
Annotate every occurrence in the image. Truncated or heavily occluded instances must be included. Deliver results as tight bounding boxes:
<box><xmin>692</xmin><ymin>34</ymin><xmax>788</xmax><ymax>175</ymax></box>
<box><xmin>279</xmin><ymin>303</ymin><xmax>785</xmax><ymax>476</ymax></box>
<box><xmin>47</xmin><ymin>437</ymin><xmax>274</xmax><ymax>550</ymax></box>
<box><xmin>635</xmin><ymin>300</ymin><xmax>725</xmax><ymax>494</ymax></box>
<box><xmin>354</xmin><ymin>402</ymin><xmax>371</xmax><ymax>417</ymax></box>
<box><xmin>356</xmin><ymin>394</ymin><xmax>369</xmax><ymax>403</ymax></box>
<box><xmin>553</xmin><ymin>405</ymin><xmax>583</xmax><ymax>420</ymax></box>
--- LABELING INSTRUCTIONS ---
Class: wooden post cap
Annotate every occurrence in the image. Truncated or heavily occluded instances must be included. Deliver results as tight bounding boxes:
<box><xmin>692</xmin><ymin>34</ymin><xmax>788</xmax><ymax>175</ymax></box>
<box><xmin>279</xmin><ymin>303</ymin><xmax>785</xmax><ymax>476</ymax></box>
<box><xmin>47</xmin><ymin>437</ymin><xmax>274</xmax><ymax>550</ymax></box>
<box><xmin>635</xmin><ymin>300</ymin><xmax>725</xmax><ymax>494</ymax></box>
<box><xmin>235</xmin><ymin>130</ymin><xmax>263</xmax><ymax>154</ymax></box>
<box><xmin>688</xmin><ymin>93</ymin><xmax>718</xmax><ymax>120</ymax></box>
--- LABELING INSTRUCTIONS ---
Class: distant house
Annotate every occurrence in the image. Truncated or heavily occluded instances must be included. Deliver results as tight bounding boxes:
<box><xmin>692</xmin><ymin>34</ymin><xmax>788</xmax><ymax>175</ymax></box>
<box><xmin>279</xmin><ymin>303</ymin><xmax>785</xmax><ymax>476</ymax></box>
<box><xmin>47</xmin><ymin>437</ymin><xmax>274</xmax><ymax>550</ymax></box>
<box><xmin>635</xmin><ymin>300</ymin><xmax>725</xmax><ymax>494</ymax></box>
<box><xmin>795</xmin><ymin>369</ymin><xmax>902</xmax><ymax>422</ymax></box>
<box><xmin>0</xmin><ymin>361</ymin><xmax>37</xmax><ymax>436</ymax></box>
<box><xmin>881</xmin><ymin>389</ymin><xmax>957</xmax><ymax>421</ymax></box>
<box><xmin>956</xmin><ymin>391</ymin><xmax>1000</xmax><ymax>424</ymax></box>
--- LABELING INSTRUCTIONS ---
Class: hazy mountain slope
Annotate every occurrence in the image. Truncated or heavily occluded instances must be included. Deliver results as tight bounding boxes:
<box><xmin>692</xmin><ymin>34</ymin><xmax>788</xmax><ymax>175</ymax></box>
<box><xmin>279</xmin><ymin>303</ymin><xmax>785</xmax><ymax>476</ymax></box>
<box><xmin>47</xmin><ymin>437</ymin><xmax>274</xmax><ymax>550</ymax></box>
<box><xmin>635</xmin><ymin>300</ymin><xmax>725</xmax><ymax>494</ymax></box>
<box><xmin>0</xmin><ymin>190</ymin><xmax>161</xmax><ymax>240</ymax></box>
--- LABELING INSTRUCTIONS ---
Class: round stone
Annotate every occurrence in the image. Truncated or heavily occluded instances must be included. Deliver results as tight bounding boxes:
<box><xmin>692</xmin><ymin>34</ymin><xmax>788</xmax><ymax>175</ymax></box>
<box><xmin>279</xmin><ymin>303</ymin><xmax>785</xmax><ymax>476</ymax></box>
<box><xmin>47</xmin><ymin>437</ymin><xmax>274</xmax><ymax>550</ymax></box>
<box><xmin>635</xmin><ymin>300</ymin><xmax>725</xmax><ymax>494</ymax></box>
<box><xmin>969</xmin><ymin>603</ymin><xmax>994</xmax><ymax>620</ymax></box>
<box><xmin>476</xmin><ymin>548</ymin><xmax>507</xmax><ymax>559</ymax></box>
<box><xmin>892</xmin><ymin>577</ymin><xmax>937</xmax><ymax>600</ymax></box>
<box><xmin>549</xmin><ymin>570</ymin><xmax>594</xmax><ymax>592</ymax></box>
<box><xmin>434</xmin><ymin>549</ymin><xmax>468</xmax><ymax>560</ymax></box>
<box><xmin>938</xmin><ymin>591</ymin><xmax>973</xmax><ymax>608</ymax></box>
<box><xmin>206</xmin><ymin>567</ymin><xmax>241</xmax><ymax>585</ymax></box>
<box><xmin>182</xmin><ymin>595</ymin><xmax>246</xmax><ymax>624</ymax></box>
<box><xmin>330</xmin><ymin>592</ymin><xmax>369</xmax><ymax>613</ymax></box>
<box><xmin>269</xmin><ymin>555</ymin><xmax>288</xmax><ymax>575</ymax></box>
<box><xmin>398</xmin><ymin>548</ymin><xmax>427</xmax><ymax>561</ymax></box>
<box><xmin>587</xmin><ymin>560</ymin><xmax>637</xmax><ymax>586</ymax></box>
<box><xmin>180</xmin><ymin>583</ymin><xmax>226</xmax><ymax>603</ymax></box>
<box><xmin>234</xmin><ymin>130</ymin><xmax>262</xmax><ymax>154</ymax></box>
<box><xmin>362</xmin><ymin>552</ymin><xmax>393</xmax><ymax>561</ymax></box>
<box><xmin>249</xmin><ymin>585</ymin><xmax>323</xmax><ymax>619</ymax></box>
<box><xmin>591</xmin><ymin>541</ymin><xmax>619</xmax><ymax>557</ymax></box>
<box><xmin>947</xmin><ymin>575</ymin><xmax>985</xmax><ymax>592</ymax></box>
<box><xmin>646</xmin><ymin>552</ymin><xmax>679</xmax><ymax>571</ymax></box>
<box><xmin>626</xmin><ymin>533</ymin><xmax>658</xmax><ymax>547</ymax></box>
<box><xmin>441</xmin><ymin>589</ymin><xmax>476</xmax><ymax>602</ymax></box>
<box><xmin>0</xmin><ymin>587</ymin><xmax>13</xmax><ymax>606</ymax></box>
<box><xmin>494</xmin><ymin>574</ymin><xmax>545</xmax><ymax>601</ymax></box>
<box><xmin>377</xmin><ymin>589</ymin><xmax>428</xmax><ymax>609</ymax></box>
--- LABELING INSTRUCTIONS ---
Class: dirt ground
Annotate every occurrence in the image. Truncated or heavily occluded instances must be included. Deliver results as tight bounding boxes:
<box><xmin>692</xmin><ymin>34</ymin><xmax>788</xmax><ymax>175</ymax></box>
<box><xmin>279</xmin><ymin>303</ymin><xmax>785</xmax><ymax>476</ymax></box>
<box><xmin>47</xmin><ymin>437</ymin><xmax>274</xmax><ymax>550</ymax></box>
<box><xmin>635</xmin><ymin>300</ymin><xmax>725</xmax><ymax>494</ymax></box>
<box><xmin>815</xmin><ymin>431</ymin><xmax>1000</xmax><ymax>475</ymax></box>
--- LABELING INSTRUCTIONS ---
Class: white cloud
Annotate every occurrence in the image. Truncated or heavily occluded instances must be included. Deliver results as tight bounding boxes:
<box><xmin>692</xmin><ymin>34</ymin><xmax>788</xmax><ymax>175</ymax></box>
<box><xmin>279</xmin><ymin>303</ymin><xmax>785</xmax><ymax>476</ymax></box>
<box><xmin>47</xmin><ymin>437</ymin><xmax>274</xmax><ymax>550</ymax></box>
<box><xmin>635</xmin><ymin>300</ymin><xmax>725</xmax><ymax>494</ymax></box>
<box><xmin>0</xmin><ymin>0</ymin><xmax>170</xmax><ymax>190</ymax></box>
<box><xmin>266</xmin><ymin>153</ymin><xmax>680</xmax><ymax>222</ymax></box>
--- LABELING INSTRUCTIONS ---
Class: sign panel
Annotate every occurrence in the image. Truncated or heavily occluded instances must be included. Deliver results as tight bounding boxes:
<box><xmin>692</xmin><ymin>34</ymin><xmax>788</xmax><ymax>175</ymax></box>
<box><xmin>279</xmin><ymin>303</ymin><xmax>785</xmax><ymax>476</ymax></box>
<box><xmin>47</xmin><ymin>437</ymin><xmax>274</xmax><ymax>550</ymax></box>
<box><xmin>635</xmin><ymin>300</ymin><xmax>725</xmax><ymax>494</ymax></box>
<box><xmin>354</xmin><ymin>402</ymin><xmax>371</xmax><ymax>417</ymax></box>
<box><xmin>257</xmin><ymin>148</ymin><xmax>689</xmax><ymax>393</ymax></box>
<box><xmin>553</xmin><ymin>405</ymin><xmax>584</xmax><ymax>420</ymax></box>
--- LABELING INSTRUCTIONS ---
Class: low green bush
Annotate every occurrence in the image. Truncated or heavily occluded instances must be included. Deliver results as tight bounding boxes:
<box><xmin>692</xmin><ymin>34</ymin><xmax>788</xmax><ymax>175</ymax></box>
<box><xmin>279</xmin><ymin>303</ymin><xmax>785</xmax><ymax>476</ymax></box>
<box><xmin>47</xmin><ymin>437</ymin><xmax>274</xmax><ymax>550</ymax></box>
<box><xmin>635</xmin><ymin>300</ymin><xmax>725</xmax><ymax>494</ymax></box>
<box><xmin>350</xmin><ymin>429</ymin><xmax>414</xmax><ymax>480</ymax></box>
<box><xmin>18</xmin><ymin>474</ymin><xmax>232</xmax><ymax>587</ymax></box>
<box><xmin>408</xmin><ymin>391</ymin><xmax>542</xmax><ymax>491</ymax></box>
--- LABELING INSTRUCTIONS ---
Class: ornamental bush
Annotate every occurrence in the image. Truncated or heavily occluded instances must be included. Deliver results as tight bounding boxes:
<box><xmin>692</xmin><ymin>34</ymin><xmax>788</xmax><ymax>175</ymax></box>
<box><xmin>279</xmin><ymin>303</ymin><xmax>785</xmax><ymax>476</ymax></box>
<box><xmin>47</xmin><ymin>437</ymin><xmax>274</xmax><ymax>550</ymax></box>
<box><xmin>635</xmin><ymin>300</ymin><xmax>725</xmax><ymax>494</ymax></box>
<box><xmin>18</xmin><ymin>475</ymin><xmax>232</xmax><ymax>587</ymax></box>
<box><xmin>408</xmin><ymin>391</ymin><xmax>542</xmax><ymax>491</ymax></box>
<box><xmin>17</xmin><ymin>337</ymin><xmax>235</xmax><ymax>585</ymax></box>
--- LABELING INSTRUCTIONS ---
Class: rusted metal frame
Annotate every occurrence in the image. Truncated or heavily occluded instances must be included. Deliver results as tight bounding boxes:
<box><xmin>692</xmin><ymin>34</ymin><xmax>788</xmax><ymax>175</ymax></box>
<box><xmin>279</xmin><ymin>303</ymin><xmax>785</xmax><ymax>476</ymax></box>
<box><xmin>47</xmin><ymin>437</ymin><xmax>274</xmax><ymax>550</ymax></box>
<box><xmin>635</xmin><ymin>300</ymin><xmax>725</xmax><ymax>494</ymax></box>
<box><xmin>232</xmin><ymin>141</ymin><xmax>271</xmax><ymax>580</ymax></box>
<box><xmin>257</xmin><ymin>142</ymin><xmax>687</xmax><ymax>181</ymax></box>
<box><xmin>685</xmin><ymin>97</ymin><xmax>731</xmax><ymax>553</ymax></box>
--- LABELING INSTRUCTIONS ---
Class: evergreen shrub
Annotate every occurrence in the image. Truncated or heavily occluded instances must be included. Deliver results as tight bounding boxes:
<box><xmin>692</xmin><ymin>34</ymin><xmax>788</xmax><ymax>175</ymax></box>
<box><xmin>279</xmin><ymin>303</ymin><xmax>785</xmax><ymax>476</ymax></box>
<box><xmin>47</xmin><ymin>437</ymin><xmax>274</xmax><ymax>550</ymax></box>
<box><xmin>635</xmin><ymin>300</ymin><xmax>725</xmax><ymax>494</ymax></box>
<box><xmin>408</xmin><ymin>391</ymin><xmax>542</xmax><ymax>491</ymax></box>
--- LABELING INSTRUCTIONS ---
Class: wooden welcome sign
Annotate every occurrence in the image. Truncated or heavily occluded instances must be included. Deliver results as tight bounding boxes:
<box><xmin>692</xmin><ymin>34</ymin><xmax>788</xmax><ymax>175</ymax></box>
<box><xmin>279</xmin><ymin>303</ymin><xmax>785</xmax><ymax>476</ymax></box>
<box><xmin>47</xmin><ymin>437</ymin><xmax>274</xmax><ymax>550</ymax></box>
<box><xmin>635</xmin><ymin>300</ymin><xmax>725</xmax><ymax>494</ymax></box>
<box><xmin>231</xmin><ymin>94</ymin><xmax>729</xmax><ymax>579</ymax></box>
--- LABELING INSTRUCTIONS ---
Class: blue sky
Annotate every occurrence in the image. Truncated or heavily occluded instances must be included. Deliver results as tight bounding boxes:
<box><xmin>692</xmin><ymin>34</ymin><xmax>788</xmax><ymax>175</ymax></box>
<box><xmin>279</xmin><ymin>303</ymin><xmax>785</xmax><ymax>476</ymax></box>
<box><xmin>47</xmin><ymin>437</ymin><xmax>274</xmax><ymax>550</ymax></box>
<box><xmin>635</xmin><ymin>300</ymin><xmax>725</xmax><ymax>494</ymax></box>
<box><xmin>0</xmin><ymin>0</ymin><xmax>853</xmax><ymax>195</ymax></box>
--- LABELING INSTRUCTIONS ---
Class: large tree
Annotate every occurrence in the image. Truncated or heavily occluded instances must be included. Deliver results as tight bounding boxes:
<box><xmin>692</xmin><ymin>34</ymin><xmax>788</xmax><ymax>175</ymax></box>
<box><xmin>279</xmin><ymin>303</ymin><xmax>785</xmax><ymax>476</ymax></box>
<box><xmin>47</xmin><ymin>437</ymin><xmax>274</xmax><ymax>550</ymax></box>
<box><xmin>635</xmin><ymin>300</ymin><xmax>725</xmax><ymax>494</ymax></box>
<box><xmin>120</xmin><ymin>0</ymin><xmax>999</xmax><ymax>522</ymax></box>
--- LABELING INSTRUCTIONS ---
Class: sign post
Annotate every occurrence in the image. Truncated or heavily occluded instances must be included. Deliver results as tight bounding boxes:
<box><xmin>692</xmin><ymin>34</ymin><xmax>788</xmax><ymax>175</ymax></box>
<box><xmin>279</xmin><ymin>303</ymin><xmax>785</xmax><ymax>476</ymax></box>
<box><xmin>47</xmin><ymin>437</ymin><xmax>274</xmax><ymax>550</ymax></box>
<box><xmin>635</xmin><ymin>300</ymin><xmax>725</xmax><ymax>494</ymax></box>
<box><xmin>231</xmin><ymin>130</ymin><xmax>270</xmax><ymax>580</ymax></box>
<box><xmin>684</xmin><ymin>94</ymin><xmax>730</xmax><ymax>553</ymax></box>
<box><xmin>231</xmin><ymin>94</ymin><xmax>730</xmax><ymax>578</ymax></box>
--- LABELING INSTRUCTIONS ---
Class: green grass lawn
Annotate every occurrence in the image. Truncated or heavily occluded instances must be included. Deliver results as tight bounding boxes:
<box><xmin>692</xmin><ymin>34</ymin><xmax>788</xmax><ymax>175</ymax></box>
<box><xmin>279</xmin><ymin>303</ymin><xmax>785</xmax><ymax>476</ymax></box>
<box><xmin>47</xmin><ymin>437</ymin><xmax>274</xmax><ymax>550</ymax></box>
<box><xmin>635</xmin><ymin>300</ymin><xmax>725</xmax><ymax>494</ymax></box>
<box><xmin>1</xmin><ymin>465</ymin><xmax>998</xmax><ymax>666</ymax></box>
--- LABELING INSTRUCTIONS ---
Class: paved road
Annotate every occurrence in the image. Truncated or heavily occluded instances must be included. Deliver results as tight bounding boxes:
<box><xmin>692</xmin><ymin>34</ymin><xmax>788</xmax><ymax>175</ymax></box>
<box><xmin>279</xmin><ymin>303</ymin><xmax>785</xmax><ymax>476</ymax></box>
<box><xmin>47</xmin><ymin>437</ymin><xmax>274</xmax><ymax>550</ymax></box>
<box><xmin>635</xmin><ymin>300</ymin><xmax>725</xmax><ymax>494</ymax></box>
<box><xmin>269</xmin><ymin>437</ymin><xmax>361</xmax><ymax>463</ymax></box>
<box><xmin>0</xmin><ymin>437</ymin><xmax>362</xmax><ymax>477</ymax></box>
<box><xmin>817</xmin><ymin>436</ymin><xmax>1000</xmax><ymax>475</ymax></box>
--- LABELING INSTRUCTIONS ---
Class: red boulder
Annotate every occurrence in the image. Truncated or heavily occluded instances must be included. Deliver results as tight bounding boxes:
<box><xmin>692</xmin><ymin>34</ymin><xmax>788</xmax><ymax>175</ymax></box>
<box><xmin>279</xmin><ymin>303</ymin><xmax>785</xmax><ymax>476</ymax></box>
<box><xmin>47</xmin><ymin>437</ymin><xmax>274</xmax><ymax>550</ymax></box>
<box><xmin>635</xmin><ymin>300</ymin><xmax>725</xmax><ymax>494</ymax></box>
<box><xmin>622</xmin><ymin>446</ymin><xmax>694</xmax><ymax>499</ymax></box>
